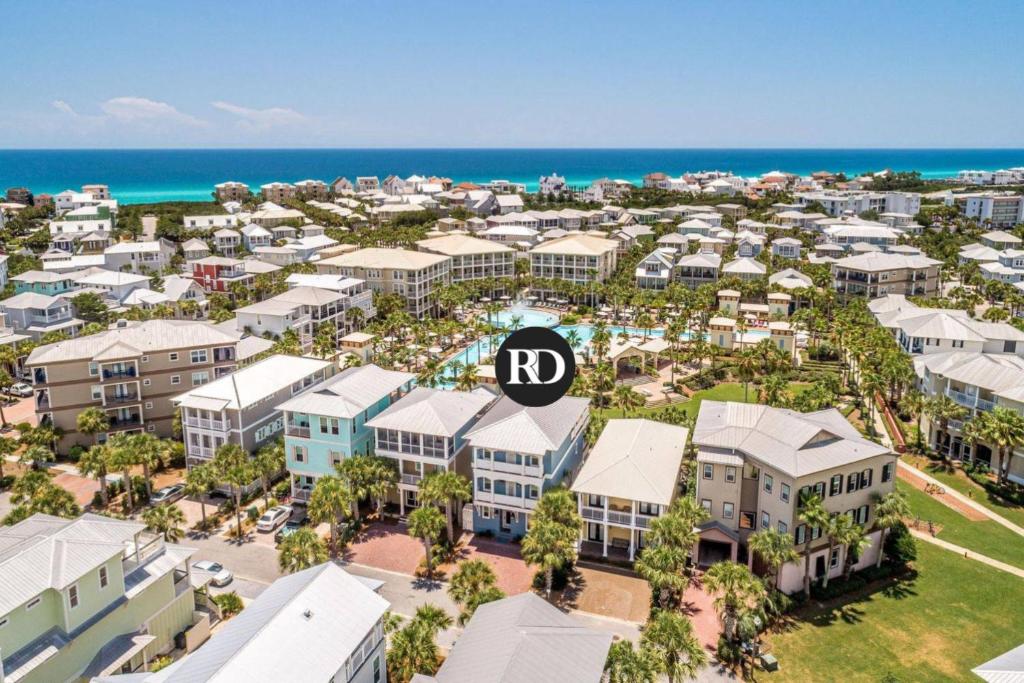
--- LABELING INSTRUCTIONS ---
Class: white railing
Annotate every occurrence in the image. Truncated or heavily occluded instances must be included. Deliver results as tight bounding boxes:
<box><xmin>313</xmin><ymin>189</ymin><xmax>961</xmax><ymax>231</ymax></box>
<box><xmin>400</xmin><ymin>473</ymin><xmax>422</xmax><ymax>486</ymax></box>
<box><xmin>581</xmin><ymin>506</ymin><xmax>604</xmax><ymax>521</ymax></box>
<box><xmin>476</xmin><ymin>459</ymin><xmax>543</xmax><ymax>478</ymax></box>
<box><xmin>607</xmin><ymin>509</ymin><xmax>632</xmax><ymax>526</ymax></box>
<box><xmin>188</xmin><ymin>445</ymin><xmax>214</xmax><ymax>459</ymax></box>
<box><xmin>185</xmin><ymin>416</ymin><xmax>231</xmax><ymax>431</ymax></box>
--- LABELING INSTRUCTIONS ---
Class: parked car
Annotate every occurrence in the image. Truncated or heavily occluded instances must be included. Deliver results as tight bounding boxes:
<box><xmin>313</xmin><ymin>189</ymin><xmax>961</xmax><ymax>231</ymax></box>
<box><xmin>150</xmin><ymin>483</ymin><xmax>185</xmax><ymax>504</ymax></box>
<box><xmin>192</xmin><ymin>560</ymin><xmax>233</xmax><ymax>587</ymax></box>
<box><xmin>6</xmin><ymin>383</ymin><xmax>32</xmax><ymax>397</ymax></box>
<box><xmin>274</xmin><ymin>513</ymin><xmax>310</xmax><ymax>543</ymax></box>
<box><xmin>256</xmin><ymin>505</ymin><xmax>292</xmax><ymax>532</ymax></box>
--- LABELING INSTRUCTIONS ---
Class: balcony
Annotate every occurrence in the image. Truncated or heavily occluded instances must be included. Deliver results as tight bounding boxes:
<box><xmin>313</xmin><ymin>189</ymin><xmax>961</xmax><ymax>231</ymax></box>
<box><xmin>185</xmin><ymin>416</ymin><xmax>231</xmax><ymax>431</ymax></box>
<box><xmin>946</xmin><ymin>387</ymin><xmax>995</xmax><ymax>412</ymax></box>
<box><xmin>285</xmin><ymin>424</ymin><xmax>311</xmax><ymax>438</ymax></box>
<box><xmin>102</xmin><ymin>366</ymin><xmax>137</xmax><ymax>380</ymax></box>
<box><xmin>292</xmin><ymin>487</ymin><xmax>312</xmax><ymax>502</ymax></box>
<box><xmin>477</xmin><ymin>489</ymin><xmax>538</xmax><ymax>510</ymax></box>
<box><xmin>108</xmin><ymin>414</ymin><xmax>142</xmax><ymax>429</ymax></box>
<box><xmin>400</xmin><ymin>473</ymin><xmax>422</xmax><ymax>486</ymax></box>
<box><xmin>105</xmin><ymin>391</ymin><xmax>140</xmax><ymax>404</ymax></box>
<box><xmin>475</xmin><ymin>458</ymin><xmax>543</xmax><ymax>478</ymax></box>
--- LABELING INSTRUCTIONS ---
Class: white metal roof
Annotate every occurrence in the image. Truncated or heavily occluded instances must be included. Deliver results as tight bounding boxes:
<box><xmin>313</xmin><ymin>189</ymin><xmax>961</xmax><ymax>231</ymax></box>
<box><xmin>172</xmin><ymin>354</ymin><xmax>331</xmax><ymax>411</ymax></box>
<box><xmin>366</xmin><ymin>387</ymin><xmax>495</xmax><ymax>437</ymax></box>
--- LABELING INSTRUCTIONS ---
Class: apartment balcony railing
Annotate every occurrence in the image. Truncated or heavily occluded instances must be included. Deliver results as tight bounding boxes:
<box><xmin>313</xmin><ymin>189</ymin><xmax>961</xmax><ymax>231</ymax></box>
<box><xmin>400</xmin><ymin>473</ymin><xmax>422</xmax><ymax>486</ymax></box>
<box><xmin>292</xmin><ymin>487</ymin><xmax>312</xmax><ymax>502</ymax></box>
<box><xmin>946</xmin><ymin>387</ymin><xmax>995</xmax><ymax>412</ymax></box>
<box><xmin>108</xmin><ymin>415</ymin><xmax>142</xmax><ymax>428</ymax></box>
<box><xmin>580</xmin><ymin>506</ymin><xmax>655</xmax><ymax>528</ymax></box>
<box><xmin>102</xmin><ymin>367</ymin><xmax>137</xmax><ymax>379</ymax></box>
<box><xmin>105</xmin><ymin>392</ymin><xmax>140</xmax><ymax>404</ymax></box>
<box><xmin>185</xmin><ymin>416</ymin><xmax>231</xmax><ymax>431</ymax></box>
<box><xmin>476</xmin><ymin>490</ymin><xmax>538</xmax><ymax>510</ymax></box>
<box><xmin>285</xmin><ymin>424</ymin><xmax>311</xmax><ymax>438</ymax></box>
<box><xmin>476</xmin><ymin>459</ymin><xmax>542</xmax><ymax>478</ymax></box>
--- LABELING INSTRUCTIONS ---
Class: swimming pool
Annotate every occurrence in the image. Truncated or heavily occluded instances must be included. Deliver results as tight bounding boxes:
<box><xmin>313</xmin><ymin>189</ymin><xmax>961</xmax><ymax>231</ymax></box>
<box><xmin>491</xmin><ymin>308</ymin><xmax>560</xmax><ymax>329</ymax></box>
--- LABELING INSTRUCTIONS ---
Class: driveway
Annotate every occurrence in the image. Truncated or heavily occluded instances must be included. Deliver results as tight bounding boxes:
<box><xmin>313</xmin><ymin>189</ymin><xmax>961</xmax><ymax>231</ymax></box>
<box><xmin>561</xmin><ymin>562</ymin><xmax>652</xmax><ymax>624</ymax></box>
<box><xmin>343</xmin><ymin>520</ymin><xmax>424</xmax><ymax>575</ymax></box>
<box><xmin>442</xmin><ymin>534</ymin><xmax>535</xmax><ymax>595</ymax></box>
<box><xmin>1</xmin><ymin>396</ymin><xmax>36</xmax><ymax>428</ymax></box>
<box><xmin>51</xmin><ymin>472</ymin><xmax>100</xmax><ymax>507</ymax></box>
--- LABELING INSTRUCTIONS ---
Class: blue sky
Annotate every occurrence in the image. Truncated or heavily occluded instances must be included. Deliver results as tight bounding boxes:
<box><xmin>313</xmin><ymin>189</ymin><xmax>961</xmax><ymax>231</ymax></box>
<box><xmin>2</xmin><ymin>0</ymin><xmax>1023</xmax><ymax>148</ymax></box>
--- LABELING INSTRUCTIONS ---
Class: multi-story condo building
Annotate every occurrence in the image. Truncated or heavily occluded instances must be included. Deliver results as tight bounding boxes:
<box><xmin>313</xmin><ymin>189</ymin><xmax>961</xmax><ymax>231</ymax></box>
<box><xmin>316</xmin><ymin>248</ymin><xmax>451</xmax><ymax>318</ymax></box>
<box><xmin>823</xmin><ymin>223</ymin><xmax>902</xmax><ymax>250</ymax></box>
<box><xmin>278</xmin><ymin>364</ymin><xmax>415</xmax><ymax>503</ymax></box>
<box><xmin>832</xmin><ymin>252</ymin><xmax>942</xmax><ymax>298</ymax></box>
<box><xmin>260</xmin><ymin>182</ymin><xmax>297</xmax><ymax>204</ymax></box>
<box><xmin>692</xmin><ymin>401</ymin><xmax>896</xmax><ymax>593</ymax></box>
<box><xmin>366</xmin><ymin>387</ymin><xmax>495</xmax><ymax>515</ymax></box>
<box><xmin>26</xmin><ymin>319</ymin><xmax>239</xmax><ymax>452</ymax></box>
<box><xmin>414</xmin><ymin>593</ymin><xmax>611</xmax><ymax>683</ymax></box>
<box><xmin>795</xmin><ymin>190</ymin><xmax>921</xmax><ymax>217</ymax></box>
<box><xmin>121</xmin><ymin>562</ymin><xmax>390</xmax><ymax>683</ymax></box>
<box><xmin>0</xmin><ymin>292</ymin><xmax>84</xmax><ymax>340</ymax></box>
<box><xmin>466</xmin><ymin>395</ymin><xmax>590</xmax><ymax>538</ymax></box>
<box><xmin>529</xmin><ymin>234</ymin><xmax>618</xmax><ymax>302</ymax></box>
<box><xmin>234</xmin><ymin>285</ymin><xmax>369</xmax><ymax>350</ymax></box>
<box><xmin>415</xmin><ymin>234</ymin><xmax>516</xmax><ymax>284</ymax></box>
<box><xmin>294</xmin><ymin>179</ymin><xmax>329</xmax><ymax>201</ymax></box>
<box><xmin>950</xmin><ymin>192</ymin><xmax>1024</xmax><ymax>228</ymax></box>
<box><xmin>214</xmin><ymin>181</ymin><xmax>250</xmax><ymax>203</ymax></box>
<box><xmin>49</xmin><ymin>205</ymin><xmax>114</xmax><ymax>236</ymax></box>
<box><xmin>572</xmin><ymin>419</ymin><xmax>688</xmax><ymax>561</ymax></box>
<box><xmin>0</xmin><ymin>513</ymin><xmax>202</xmax><ymax>683</ymax></box>
<box><xmin>914</xmin><ymin>351</ymin><xmax>1024</xmax><ymax>483</ymax></box>
<box><xmin>173</xmin><ymin>354</ymin><xmax>332</xmax><ymax>476</ymax></box>
<box><xmin>869</xmin><ymin>294</ymin><xmax>1024</xmax><ymax>356</ymax></box>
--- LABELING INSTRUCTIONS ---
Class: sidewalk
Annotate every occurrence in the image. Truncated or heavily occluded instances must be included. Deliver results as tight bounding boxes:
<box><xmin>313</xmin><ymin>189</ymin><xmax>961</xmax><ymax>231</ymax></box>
<box><xmin>898</xmin><ymin>461</ymin><xmax>1024</xmax><ymax>537</ymax></box>
<box><xmin>908</xmin><ymin>528</ymin><xmax>1024</xmax><ymax>579</ymax></box>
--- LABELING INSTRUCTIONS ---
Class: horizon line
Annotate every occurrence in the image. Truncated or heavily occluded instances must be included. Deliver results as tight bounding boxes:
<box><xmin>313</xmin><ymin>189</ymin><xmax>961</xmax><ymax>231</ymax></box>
<box><xmin>4</xmin><ymin>146</ymin><xmax>1024</xmax><ymax>152</ymax></box>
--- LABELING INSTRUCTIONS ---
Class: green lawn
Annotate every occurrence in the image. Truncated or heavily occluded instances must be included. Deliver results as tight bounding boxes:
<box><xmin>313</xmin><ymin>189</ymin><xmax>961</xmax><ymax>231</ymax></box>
<box><xmin>599</xmin><ymin>381</ymin><xmax>812</xmax><ymax>420</ymax></box>
<box><xmin>898</xmin><ymin>482</ymin><xmax>1024</xmax><ymax>570</ymax></box>
<box><xmin>903</xmin><ymin>456</ymin><xmax>1024</xmax><ymax>529</ymax></box>
<box><xmin>766</xmin><ymin>542</ymin><xmax>1024</xmax><ymax>682</ymax></box>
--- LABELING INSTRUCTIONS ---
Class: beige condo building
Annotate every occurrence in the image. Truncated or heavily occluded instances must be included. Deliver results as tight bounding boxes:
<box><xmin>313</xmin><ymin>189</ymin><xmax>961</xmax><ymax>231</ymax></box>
<box><xmin>415</xmin><ymin>234</ymin><xmax>516</xmax><ymax>283</ymax></box>
<box><xmin>26</xmin><ymin>319</ymin><xmax>240</xmax><ymax>453</ymax></box>
<box><xmin>316</xmin><ymin>247</ymin><xmax>451</xmax><ymax>318</ymax></box>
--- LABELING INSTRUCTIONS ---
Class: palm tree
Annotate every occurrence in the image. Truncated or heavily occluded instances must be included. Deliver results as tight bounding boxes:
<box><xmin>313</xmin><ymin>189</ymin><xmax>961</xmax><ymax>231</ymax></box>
<box><xmin>418</xmin><ymin>471</ymin><xmax>472</xmax><ymax>544</ymax></box>
<box><xmin>253</xmin><ymin>440</ymin><xmax>285</xmax><ymax>508</ymax></box>
<box><xmin>533</xmin><ymin>486</ymin><xmax>583</xmax><ymax>532</ymax></box>
<box><xmin>703</xmin><ymin>561</ymin><xmax>766</xmax><ymax>644</ymax></box>
<box><xmin>75</xmin><ymin>407</ymin><xmax>110</xmax><ymax>445</ymax></box>
<box><xmin>821</xmin><ymin>512</ymin><xmax>856</xmax><ymax>589</ymax></box>
<box><xmin>735</xmin><ymin>348</ymin><xmax>759</xmax><ymax>402</ymax></box>
<box><xmin>455</xmin><ymin>363</ymin><xmax>479</xmax><ymax>391</ymax></box>
<box><xmin>278</xmin><ymin>527</ymin><xmax>329</xmax><ymax>573</ymax></box>
<box><xmin>408</xmin><ymin>505</ymin><xmax>446</xmax><ymax>579</ymax></box>
<box><xmin>364</xmin><ymin>456</ymin><xmax>398</xmax><ymax>515</ymax></box>
<box><xmin>798</xmin><ymin>493</ymin><xmax>830</xmax><ymax>599</ymax></box>
<box><xmin>604</xmin><ymin>640</ymin><xmax>660</xmax><ymax>683</ymax></box>
<box><xmin>107</xmin><ymin>434</ymin><xmax>139</xmax><ymax>510</ymax></box>
<box><xmin>212</xmin><ymin>443</ymin><xmax>255</xmax><ymax>541</ymax></box>
<box><xmin>924</xmin><ymin>394</ymin><xmax>966</xmax><ymax>459</ymax></box>
<box><xmin>307</xmin><ymin>475</ymin><xmax>354</xmax><ymax>557</ymax></box>
<box><xmin>447</xmin><ymin>359</ymin><xmax>464</xmax><ymax>383</ymax></box>
<box><xmin>747</xmin><ymin>527</ymin><xmax>799</xmax><ymax>590</ymax></box>
<box><xmin>448</xmin><ymin>559</ymin><xmax>503</xmax><ymax>624</ymax></box>
<box><xmin>184</xmin><ymin>462</ymin><xmax>218</xmax><ymax>530</ymax></box>
<box><xmin>899</xmin><ymin>389</ymin><xmax>927</xmax><ymax>450</ymax></box>
<box><xmin>0</xmin><ymin>435</ymin><xmax>15</xmax><ymax>484</ymax></box>
<box><xmin>131</xmin><ymin>433</ymin><xmax>162</xmax><ymax>499</ymax></box>
<box><xmin>142</xmin><ymin>503</ymin><xmax>186</xmax><ymax>542</ymax></box>
<box><xmin>640</xmin><ymin>609</ymin><xmax>708</xmax><ymax>683</ymax></box>
<box><xmin>838</xmin><ymin>520</ymin><xmax>872</xmax><ymax>580</ymax></box>
<box><xmin>635</xmin><ymin>544</ymin><xmax>687</xmax><ymax>608</ymax></box>
<box><xmin>78</xmin><ymin>444</ymin><xmax>112</xmax><ymax>507</ymax></box>
<box><xmin>521</xmin><ymin>518</ymin><xmax>577</xmax><ymax>597</ymax></box>
<box><xmin>978</xmin><ymin>406</ymin><xmax>1024</xmax><ymax>483</ymax></box>
<box><xmin>872</xmin><ymin>490</ymin><xmax>909</xmax><ymax>568</ymax></box>
<box><xmin>612</xmin><ymin>385</ymin><xmax>644</xmax><ymax>416</ymax></box>
<box><xmin>387</xmin><ymin>608</ymin><xmax>444</xmax><ymax>683</ymax></box>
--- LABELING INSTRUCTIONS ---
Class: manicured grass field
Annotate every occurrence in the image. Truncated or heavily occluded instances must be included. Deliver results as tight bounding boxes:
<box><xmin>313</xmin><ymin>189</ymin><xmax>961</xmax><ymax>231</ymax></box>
<box><xmin>898</xmin><ymin>482</ymin><xmax>1024</xmax><ymax>570</ymax></box>
<box><xmin>902</xmin><ymin>455</ymin><xmax>1024</xmax><ymax>529</ymax></box>
<box><xmin>599</xmin><ymin>381</ymin><xmax>813</xmax><ymax>420</ymax></box>
<box><xmin>766</xmin><ymin>542</ymin><xmax>1024</xmax><ymax>682</ymax></box>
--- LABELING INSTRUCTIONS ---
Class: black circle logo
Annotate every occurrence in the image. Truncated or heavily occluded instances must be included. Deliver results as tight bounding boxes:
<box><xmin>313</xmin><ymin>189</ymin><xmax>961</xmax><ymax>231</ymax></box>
<box><xmin>495</xmin><ymin>327</ymin><xmax>576</xmax><ymax>407</ymax></box>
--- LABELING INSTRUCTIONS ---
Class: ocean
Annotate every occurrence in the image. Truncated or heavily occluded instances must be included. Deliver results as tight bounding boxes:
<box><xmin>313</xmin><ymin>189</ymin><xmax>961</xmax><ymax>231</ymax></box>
<box><xmin>2</xmin><ymin>148</ymin><xmax>1024</xmax><ymax>205</ymax></box>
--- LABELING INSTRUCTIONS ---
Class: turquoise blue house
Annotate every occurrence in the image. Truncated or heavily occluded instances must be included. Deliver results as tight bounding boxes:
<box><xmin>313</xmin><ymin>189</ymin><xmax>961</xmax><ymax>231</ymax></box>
<box><xmin>12</xmin><ymin>271</ymin><xmax>77</xmax><ymax>296</ymax></box>
<box><xmin>276</xmin><ymin>364</ymin><xmax>415</xmax><ymax>503</ymax></box>
<box><xmin>465</xmin><ymin>395</ymin><xmax>590</xmax><ymax>539</ymax></box>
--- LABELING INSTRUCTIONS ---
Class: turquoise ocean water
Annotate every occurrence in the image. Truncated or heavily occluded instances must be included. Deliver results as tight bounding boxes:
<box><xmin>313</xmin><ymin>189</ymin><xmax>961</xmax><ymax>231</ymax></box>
<box><xmin>2</xmin><ymin>148</ymin><xmax>1023</xmax><ymax>205</ymax></box>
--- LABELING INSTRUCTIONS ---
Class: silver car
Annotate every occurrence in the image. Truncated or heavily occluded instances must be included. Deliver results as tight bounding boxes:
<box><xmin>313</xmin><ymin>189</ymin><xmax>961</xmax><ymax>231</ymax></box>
<box><xmin>192</xmin><ymin>560</ymin><xmax>233</xmax><ymax>587</ymax></box>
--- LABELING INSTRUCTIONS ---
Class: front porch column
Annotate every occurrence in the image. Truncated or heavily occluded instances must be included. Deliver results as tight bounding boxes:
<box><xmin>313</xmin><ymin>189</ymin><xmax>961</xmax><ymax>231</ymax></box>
<box><xmin>730</xmin><ymin>540</ymin><xmax>738</xmax><ymax>563</ymax></box>
<box><xmin>628</xmin><ymin>528</ymin><xmax>635</xmax><ymax>561</ymax></box>
<box><xmin>602</xmin><ymin>496</ymin><xmax>609</xmax><ymax>557</ymax></box>
<box><xmin>399</xmin><ymin>485</ymin><xmax>405</xmax><ymax>516</ymax></box>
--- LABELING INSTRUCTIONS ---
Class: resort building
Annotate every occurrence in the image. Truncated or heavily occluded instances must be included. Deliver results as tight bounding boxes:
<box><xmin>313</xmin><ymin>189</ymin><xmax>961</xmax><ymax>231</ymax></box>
<box><xmin>214</xmin><ymin>181</ymin><xmax>250</xmax><ymax>202</ymax></box>
<box><xmin>914</xmin><ymin>351</ymin><xmax>1024</xmax><ymax>482</ymax></box>
<box><xmin>635</xmin><ymin>248</ymin><xmax>676</xmax><ymax>290</ymax></box>
<box><xmin>466</xmin><ymin>395</ymin><xmax>590</xmax><ymax>538</ymax></box>
<box><xmin>529</xmin><ymin>234</ymin><xmax>618</xmax><ymax>301</ymax></box>
<box><xmin>870</xmin><ymin>294</ymin><xmax>1024</xmax><ymax>356</ymax></box>
<box><xmin>316</xmin><ymin>248</ymin><xmax>451</xmax><ymax>318</ymax></box>
<box><xmin>571</xmin><ymin>419</ymin><xmax>688</xmax><ymax>561</ymax></box>
<box><xmin>173</xmin><ymin>354</ymin><xmax>332</xmax><ymax>478</ymax></box>
<box><xmin>260</xmin><ymin>182</ymin><xmax>297</xmax><ymax>204</ymax></box>
<box><xmin>795</xmin><ymin>190</ymin><xmax>921</xmax><ymax>218</ymax></box>
<box><xmin>832</xmin><ymin>252</ymin><xmax>942</xmax><ymax>298</ymax></box>
<box><xmin>278</xmin><ymin>364</ymin><xmax>415</xmax><ymax>503</ymax></box>
<box><xmin>692</xmin><ymin>401</ymin><xmax>896</xmax><ymax>593</ymax></box>
<box><xmin>26</xmin><ymin>319</ymin><xmax>239</xmax><ymax>453</ymax></box>
<box><xmin>367</xmin><ymin>387</ymin><xmax>496</xmax><ymax>515</ymax></box>
<box><xmin>950</xmin><ymin>192</ymin><xmax>1024</xmax><ymax>228</ymax></box>
<box><xmin>294</xmin><ymin>179</ymin><xmax>329</xmax><ymax>201</ymax></box>
<box><xmin>0</xmin><ymin>513</ymin><xmax>204</xmax><ymax>683</ymax></box>
<box><xmin>412</xmin><ymin>592</ymin><xmax>611</xmax><ymax>683</ymax></box>
<box><xmin>183</xmin><ymin>214</ymin><xmax>238</xmax><ymax>232</ymax></box>
<box><xmin>415</xmin><ymin>234</ymin><xmax>515</xmax><ymax>283</ymax></box>
<box><xmin>124</xmin><ymin>563</ymin><xmax>389</xmax><ymax>683</ymax></box>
